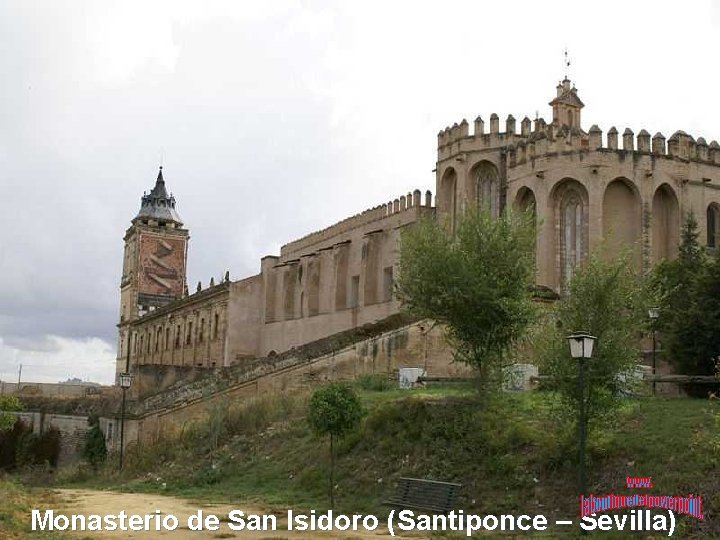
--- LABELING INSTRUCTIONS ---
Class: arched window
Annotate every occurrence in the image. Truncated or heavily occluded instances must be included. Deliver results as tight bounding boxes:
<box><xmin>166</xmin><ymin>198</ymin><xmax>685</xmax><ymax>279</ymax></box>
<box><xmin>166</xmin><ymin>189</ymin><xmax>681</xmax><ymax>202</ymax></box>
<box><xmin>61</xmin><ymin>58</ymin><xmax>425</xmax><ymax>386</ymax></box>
<box><xmin>553</xmin><ymin>179</ymin><xmax>589</xmax><ymax>288</ymax></box>
<box><xmin>562</xmin><ymin>192</ymin><xmax>583</xmax><ymax>283</ymax></box>
<box><xmin>480</xmin><ymin>176</ymin><xmax>498</xmax><ymax>218</ymax></box>
<box><xmin>708</xmin><ymin>204</ymin><xmax>720</xmax><ymax>249</ymax></box>
<box><xmin>475</xmin><ymin>162</ymin><xmax>500</xmax><ymax>219</ymax></box>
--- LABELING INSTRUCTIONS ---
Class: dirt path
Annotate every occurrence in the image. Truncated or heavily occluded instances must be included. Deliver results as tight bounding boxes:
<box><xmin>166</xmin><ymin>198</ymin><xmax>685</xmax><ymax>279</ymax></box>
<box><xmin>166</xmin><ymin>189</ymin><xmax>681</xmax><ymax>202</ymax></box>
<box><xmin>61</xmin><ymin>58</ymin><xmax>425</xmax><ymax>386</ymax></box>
<box><xmin>47</xmin><ymin>489</ymin><xmax>418</xmax><ymax>539</ymax></box>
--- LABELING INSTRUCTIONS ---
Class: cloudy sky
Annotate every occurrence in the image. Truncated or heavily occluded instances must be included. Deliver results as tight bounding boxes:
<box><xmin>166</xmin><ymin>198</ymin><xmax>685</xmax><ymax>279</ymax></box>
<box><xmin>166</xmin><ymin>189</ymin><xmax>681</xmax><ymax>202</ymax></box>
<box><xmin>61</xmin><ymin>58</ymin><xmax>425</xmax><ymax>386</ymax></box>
<box><xmin>2</xmin><ymin>1</ymin><xmax>720</xmax><ymax>385</ymax></box>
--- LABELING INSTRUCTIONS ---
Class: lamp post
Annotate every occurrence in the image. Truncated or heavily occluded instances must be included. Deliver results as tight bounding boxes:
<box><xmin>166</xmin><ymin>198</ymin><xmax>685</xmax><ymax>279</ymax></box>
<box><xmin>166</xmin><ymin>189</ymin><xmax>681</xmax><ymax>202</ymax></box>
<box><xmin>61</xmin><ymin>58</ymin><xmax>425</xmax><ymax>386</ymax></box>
<box><xmin>648</xmin><ymin>308</ymin><xmax>660</xmax><ymax>396</ymax></box>
<box><xmin>567</xmin><ymin>332</ymin><xmax>596</xmax><ymax>498</ymax></box>
<box><xmin>118</xmin><ymin>372</ymin><xmax>133</xmax><ymax>470</ymax></box>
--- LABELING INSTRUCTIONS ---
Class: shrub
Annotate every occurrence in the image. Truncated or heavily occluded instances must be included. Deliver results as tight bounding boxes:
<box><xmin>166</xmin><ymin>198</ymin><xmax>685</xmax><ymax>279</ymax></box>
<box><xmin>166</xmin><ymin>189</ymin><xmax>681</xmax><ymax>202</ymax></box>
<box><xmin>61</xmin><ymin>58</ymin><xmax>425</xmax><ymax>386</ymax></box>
<box><xmin>83</xmin><ymin>415</ymin><xmax>107</xmax><ymax>469</ymax></box>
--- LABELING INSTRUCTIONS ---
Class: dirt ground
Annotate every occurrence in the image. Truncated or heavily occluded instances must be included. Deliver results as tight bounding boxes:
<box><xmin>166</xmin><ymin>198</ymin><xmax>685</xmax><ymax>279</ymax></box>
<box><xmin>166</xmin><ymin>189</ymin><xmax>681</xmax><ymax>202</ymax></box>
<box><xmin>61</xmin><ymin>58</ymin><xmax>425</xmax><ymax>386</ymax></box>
<box><xmin>46</xmin><ymin>489</ymin><xmax>418</xmax><ymax>539</ymax></box>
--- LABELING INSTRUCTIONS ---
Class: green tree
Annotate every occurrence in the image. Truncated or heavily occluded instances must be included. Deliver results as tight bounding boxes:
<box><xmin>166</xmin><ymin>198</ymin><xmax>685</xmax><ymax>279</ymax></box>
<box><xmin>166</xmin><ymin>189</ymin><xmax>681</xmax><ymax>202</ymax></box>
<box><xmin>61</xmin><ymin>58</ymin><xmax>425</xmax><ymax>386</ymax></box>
<box><xmin>663</xmin><ymin>252</ymin><xmax>720</xmax><ymax>383</ymax></box>
<box><xmin>307</xmin><ymin>383</ymin><xmax>364</xmax><ymax>509</ymax></box>
<box><xmin>651</xmin><ymin>213</ymin><xmax>720</xmax><ymax>391</ymax></box>
<box><xmin>538</xmin><ymin>252</ymin><xmax>644</xmax><ymax>429</ymax></box>
<box><xmin>395</xmin><ymin>208</ymin><xmax>536</xmax><ymax>385</ymax></box>
<box><xmin>0</xmin><ymin>395</ymin><xmax>22</xmax><ymax>432</ymax></box>
<box><xmin>651</xmin><ymin>213</ymin><xmax>706</xmax><ymax>313</ymax></box>
<box><xmin>82</xmin><ymin>415</ymin><xmax>107</xmax><ymax>469</ymax></box>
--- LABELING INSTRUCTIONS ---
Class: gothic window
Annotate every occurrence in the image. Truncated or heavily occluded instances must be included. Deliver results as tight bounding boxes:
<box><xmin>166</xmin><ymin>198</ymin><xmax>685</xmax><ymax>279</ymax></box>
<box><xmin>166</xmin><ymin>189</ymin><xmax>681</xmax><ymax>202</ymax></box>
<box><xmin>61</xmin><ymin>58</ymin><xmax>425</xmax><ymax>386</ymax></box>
<box><xmin>475</xmin><ymin>162</ymin><xmax>500</xmax><ymax>219</ymax></box>
<box><xmin>561</xmin><ymin>190</ymin><xmax>585</xmax><ymax>285</ymax></box>
<box><xmin>708</xmin><ymin>204</ymin><xmax>720</xmax><ymax>249</ymax></box>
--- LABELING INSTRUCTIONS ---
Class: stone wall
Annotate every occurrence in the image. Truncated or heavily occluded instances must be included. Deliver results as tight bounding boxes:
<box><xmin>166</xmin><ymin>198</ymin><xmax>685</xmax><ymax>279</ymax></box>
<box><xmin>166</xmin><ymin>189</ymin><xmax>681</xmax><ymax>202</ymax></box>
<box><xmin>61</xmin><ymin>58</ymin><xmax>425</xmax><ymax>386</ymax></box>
<box><xmin>123</xmin><ymin>318</ymin><xmax>467</xmax><ymax>449</ymax></box>
<box><xmin>119</xmin><ymin>191</ymin><xmax>435</xmax><ymax>384</ymax></box>
<box><xmin>0</xmin><ymin>381</ymin><xmax>112</xmax><ymax>399</ymax></box>
<box><xmin>13</xmin><ymin>411</ymin><xmax>90</xmax><ymax>467</ymax></box>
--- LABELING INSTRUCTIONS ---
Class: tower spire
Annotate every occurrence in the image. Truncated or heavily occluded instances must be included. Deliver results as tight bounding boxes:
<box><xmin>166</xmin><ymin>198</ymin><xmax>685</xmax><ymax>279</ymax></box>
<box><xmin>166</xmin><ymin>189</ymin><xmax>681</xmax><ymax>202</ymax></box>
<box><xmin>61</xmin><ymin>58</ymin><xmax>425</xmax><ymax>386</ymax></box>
<box><xmin>133</xmin><ymin>167</ymin><xmax>183</xmax><ymax>226</ymax></box>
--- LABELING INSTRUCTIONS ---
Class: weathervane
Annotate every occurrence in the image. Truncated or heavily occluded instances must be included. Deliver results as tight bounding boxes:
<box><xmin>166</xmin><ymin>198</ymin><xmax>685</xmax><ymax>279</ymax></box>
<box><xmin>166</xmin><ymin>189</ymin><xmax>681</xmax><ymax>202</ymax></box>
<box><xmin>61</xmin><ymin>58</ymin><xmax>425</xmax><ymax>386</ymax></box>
<box><xmin>564</xmin><ymin>47</ymin><xmax>571</xmax><ymax>79</ymax></box>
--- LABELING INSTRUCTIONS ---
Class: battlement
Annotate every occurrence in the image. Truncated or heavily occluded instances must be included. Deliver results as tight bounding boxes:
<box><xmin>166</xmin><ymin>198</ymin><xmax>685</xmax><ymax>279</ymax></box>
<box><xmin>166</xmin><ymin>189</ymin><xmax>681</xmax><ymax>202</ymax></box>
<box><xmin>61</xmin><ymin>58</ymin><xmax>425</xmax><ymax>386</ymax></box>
<box><xmin>506</xmin><ymin>124</ymin><xmax>720</xmax><ymax>168</ymax></box>
<box><xmin>438</xmin><ymin>113</ymin><xmax>553</xmax><ymax>145</ymax></box>
<box><xmin>437</xmin><ymin>112</ymin><xmax>720</xmax><ymax>168</ymax></box>
<box><xmin>280</xmin><ymin>189</ymin><xmax>434</xmax><ymax>259</ymax></box>
<box><xmin>437</xmin><ymin>113</ymin><xmax>560</xmax><ymax>161</ymax></box>
<box><xmin>579</xmin><ymin>126</ymin><xmax>720</xmax><ymax>162</ymax></box>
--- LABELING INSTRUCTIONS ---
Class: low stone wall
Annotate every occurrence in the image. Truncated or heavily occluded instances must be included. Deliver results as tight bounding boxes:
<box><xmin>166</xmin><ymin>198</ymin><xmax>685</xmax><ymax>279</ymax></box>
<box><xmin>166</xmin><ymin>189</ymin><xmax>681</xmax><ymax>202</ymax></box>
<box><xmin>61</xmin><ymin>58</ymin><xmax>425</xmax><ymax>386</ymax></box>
<box><xmin>0</xmin><ymin>381</ymin><xmax>113</xmax><ymax>399</ymax></box>
<box><xmin>126</xmin><ymin>318</ymin><xmax>467</xmax><ymax>448</ymax></box>
<box><xmin>12</xmin><ymin>411</ymin><xmax>90</xmax><ymax>467</ymax></box>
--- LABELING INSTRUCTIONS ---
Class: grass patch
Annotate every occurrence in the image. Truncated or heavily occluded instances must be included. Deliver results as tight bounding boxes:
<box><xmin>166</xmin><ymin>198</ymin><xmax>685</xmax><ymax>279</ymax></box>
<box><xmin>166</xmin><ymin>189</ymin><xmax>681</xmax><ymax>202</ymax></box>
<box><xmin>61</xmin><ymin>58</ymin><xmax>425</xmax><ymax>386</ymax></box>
<box><xmin>59</xmin><ymin>386</ymin><xmax>719</xmax><ymax>537</ymax></box>
<box><xmin>0</xmin><ymin>478</ymin><xmax>75</xmax><ymax>539</ymax></box>
<box><xmin>357</xmin><ymin>373</ymin><xmax>394</xmax><ymax>392</ymax></box>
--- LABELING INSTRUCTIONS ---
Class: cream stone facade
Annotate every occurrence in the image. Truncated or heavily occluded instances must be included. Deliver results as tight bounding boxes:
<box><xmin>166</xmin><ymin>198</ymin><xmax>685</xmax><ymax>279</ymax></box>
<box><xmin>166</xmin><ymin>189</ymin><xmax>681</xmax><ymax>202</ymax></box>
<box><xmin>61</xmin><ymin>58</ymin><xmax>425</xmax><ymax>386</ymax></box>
<box><xmin>437</xmin><ymin>78</ymin><xmax>720</xmax><ymax>291</ymax></box>
<box><xmin>117</xmin><ymin>78</ymin><xmax>720</xmax><ymax>390</ymax></box>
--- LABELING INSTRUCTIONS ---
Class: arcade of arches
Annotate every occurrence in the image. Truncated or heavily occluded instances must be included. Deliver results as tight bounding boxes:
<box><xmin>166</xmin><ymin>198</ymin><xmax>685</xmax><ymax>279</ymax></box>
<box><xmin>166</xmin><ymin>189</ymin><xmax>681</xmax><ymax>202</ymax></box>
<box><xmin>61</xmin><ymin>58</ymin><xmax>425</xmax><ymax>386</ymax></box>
<box><xmin>435</xmin><ymin>168</ymin><xmax>717</xmax><ymax>291</ymax></box>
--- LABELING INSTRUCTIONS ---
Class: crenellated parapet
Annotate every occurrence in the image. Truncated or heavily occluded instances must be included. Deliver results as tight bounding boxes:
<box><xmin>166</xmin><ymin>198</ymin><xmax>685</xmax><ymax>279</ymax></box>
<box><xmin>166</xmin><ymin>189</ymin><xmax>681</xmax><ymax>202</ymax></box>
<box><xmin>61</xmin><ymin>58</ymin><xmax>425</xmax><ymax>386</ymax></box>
<box><xmin>437</xmin><ymin>112</ymin><xmax>591</xmax><ymax>162</ymax></box>
<box><xmin>505</xmin><ymin>124</ymin><xmax>720</xmax><ymax>168</ymax></box>
<box><xmin>438</xmin><ymin>113</ymin><xmax>540</xmax><ymax>149</ymax></box>
<box><xmin>280</xmin><ymin>189</ymin><xmax>434</xmax><ymax>259</ymax></box>
<box><xmin>439</xmin><ymin>109</ymin><xmax>720</xmax><ymax>170</ymax></box>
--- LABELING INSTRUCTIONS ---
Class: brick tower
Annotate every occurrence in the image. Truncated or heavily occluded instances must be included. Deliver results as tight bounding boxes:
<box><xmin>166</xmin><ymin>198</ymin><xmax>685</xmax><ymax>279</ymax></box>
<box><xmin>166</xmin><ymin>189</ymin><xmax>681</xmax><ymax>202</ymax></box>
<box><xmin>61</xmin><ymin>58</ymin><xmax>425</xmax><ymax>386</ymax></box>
<box><xmin>116</xmin><ymin>167</ymin><xmax>189</xmax><ymax>380</ymax></box>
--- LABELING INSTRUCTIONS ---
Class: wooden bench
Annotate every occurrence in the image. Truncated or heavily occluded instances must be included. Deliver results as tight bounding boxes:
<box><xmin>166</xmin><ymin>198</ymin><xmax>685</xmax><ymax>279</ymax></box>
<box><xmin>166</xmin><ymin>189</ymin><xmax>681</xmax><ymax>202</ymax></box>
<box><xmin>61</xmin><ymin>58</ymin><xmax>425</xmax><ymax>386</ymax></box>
<box><xmin>384</xmin><ymin>477</ymin><xmax>462</xmax><ymax>514</ymax></box>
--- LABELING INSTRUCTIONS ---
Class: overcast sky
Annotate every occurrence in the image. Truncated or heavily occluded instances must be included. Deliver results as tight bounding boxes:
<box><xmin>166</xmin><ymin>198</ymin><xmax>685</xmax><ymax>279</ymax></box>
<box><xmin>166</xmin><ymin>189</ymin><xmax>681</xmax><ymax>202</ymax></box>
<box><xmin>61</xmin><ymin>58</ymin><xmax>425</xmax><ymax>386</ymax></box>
<box><xmin>2</xmin><ymin>1</ymin><xmax>720</xmax><ymax>385</ymax></box>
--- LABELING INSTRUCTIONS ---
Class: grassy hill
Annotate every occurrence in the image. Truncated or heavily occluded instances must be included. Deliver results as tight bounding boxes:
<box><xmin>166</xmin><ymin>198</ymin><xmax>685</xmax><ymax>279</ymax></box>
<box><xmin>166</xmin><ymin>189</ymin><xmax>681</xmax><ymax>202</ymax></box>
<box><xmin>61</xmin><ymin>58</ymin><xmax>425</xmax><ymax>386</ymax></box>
<box><xmin>61</xmin><ymin>381</ymin><xmax>718</xmax><ymax>538</ymax></box>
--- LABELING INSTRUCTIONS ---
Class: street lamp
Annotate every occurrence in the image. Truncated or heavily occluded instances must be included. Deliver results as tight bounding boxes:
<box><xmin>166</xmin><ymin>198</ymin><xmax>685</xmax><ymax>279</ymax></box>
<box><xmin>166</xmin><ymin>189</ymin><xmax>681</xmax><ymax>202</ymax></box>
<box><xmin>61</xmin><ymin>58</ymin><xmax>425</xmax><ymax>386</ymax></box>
<box><xmin>648</xmin><ymin>308</ymin><xmax>660</xmax><ymax>396</ymax></box>
<box><xmin>118</xmin><ymin>372</ymin><xmax>133</xmax><ymax>470</ymax></box>
<box><xmin>567</xmin><ymin>331</ymin><xmax>596</xmax><ymax>498</ymax></box>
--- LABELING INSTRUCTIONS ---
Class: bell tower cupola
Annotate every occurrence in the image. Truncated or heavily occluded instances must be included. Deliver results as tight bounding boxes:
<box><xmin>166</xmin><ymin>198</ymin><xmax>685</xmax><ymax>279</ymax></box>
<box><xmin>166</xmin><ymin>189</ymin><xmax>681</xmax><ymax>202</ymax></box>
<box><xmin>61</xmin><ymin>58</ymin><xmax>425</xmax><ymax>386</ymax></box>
<box><xmin>549</xmin><ymin>78</ymin><xmax>584</xmax><ymax>130</ymax></box>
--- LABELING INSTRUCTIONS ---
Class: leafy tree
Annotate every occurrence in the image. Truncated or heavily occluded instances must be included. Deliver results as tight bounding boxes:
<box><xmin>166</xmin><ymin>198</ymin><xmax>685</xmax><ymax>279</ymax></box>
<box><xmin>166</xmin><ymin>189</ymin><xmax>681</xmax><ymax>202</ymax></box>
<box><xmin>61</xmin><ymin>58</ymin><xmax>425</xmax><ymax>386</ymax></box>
<box><xmin>0</xmin><ymin>395</ymin><xmax>22</xmax><ymax>432</ymax></box>
<box><xmin>82</xmin><ymin>415</ymin><xmax>107</xmax><ymax>469</ymax></box>
<box><xmin>395</xmin><ymin>207</ymin><xmax>536</xmax><ymax>385</ymax></box>
<box><xmin>537</xmin><ymin>252</ymin><xmax>644</xmax><ymax>430</ymax></box>
<box><xmin>307</xmin><ymin>383</ymin><xmax>364</xmax><ymax>509</ymax></box>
